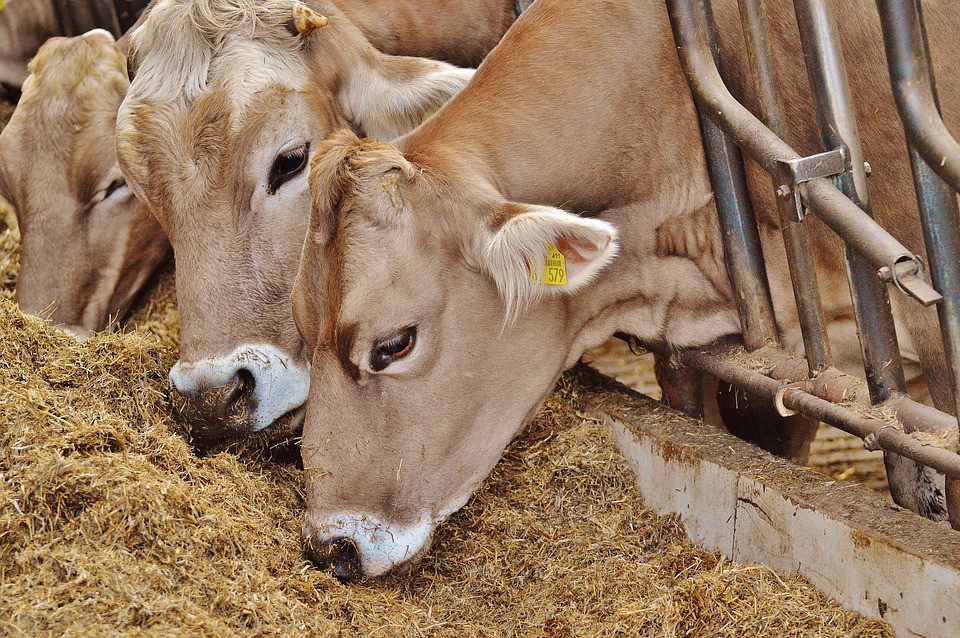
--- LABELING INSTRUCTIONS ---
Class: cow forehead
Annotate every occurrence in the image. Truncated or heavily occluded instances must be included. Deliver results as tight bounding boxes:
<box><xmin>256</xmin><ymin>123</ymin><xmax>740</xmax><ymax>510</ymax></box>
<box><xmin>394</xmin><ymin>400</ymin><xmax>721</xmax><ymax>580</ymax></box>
<box><xmin>128</xmin><ymin>0</ymin><xmax>308</xmax><ymax>107</ymax></box>
<box><xmin>122</xmin><ymin>82</ymin><xmax>318</xmax><ymax>217</ymax></box>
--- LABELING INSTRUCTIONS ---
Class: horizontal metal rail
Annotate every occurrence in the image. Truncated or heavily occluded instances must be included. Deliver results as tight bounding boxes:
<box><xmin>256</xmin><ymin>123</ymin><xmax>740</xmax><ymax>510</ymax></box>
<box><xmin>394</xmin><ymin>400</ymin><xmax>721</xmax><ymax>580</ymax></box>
<box><xmin>665</xmin><ymin>0</ymin><xmax>941</xmax><ymax>307</ymax></box>
<box><xmin>683</xmin><ymin>346</ymin><xmax>960</xmax><ymax>479</ymax></box>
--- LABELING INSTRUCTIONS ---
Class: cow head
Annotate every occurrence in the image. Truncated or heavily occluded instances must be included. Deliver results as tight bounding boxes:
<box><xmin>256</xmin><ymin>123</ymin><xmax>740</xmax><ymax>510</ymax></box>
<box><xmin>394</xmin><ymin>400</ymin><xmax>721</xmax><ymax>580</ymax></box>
<box><xmin>115</xmin><ymin>0</ymin><xmax>473</xmax><ymax>441</ymax></box>
<box><xmin>292</xmin><ymin>132</ymin><xmax>618</xmax><ymax>580</ymax></box>
<box><xmin>0</xmin><ymin>30</ymin><xmax>169</xmax><ymax>339</ymax></box>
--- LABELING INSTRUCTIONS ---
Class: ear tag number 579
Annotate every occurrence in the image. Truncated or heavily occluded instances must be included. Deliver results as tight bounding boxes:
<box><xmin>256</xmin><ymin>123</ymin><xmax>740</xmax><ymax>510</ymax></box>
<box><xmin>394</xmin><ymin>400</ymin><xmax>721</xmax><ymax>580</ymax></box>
<box><xmin>529</xmin><ymin>243</ymin><xmax>567</xmax><ymax>286</ymax></box>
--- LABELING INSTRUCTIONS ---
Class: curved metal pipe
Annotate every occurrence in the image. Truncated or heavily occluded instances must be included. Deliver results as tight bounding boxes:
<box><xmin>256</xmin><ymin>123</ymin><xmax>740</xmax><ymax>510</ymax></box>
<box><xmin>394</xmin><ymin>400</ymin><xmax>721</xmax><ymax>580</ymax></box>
<box><xmin>665</xmin><ymin>0</ymin><xmax>941</xmax><ymax>307</ymax></box>
<box><xmin>877</xmin><ymin>0</ymin><xmax>960</xmax><ymax>194</ymax></box>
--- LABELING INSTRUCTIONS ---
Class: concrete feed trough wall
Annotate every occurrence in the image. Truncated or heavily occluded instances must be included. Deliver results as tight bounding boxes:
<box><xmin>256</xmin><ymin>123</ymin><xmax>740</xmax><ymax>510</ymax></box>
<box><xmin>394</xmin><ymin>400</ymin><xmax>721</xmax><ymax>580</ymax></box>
<box><xmin>579</xmin><ymin>367</ymin><xmax>960</xmax><ymax>638</ymax></box>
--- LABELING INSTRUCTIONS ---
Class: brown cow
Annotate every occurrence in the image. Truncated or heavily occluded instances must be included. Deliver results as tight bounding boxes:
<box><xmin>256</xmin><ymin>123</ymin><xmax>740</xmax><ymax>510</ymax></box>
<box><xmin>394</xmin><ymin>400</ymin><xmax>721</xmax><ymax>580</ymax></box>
<box><xmin>292</xmin><ymin>0</ymin><xmax>957</xmax><ymax>579</ymax></box>
<box><xmin>0</xmin><ymin>30</ymin><xmax>169</xmax><ymax>338</ymax></box>
<box><xmin>0</xmin><ymin>0</ymin><xmax>150</xmax><ymax>96</ymax></box>
<box><xmin>116</xmin><ymin>0</ymin><xmax>519</xmax><ymax>440</ymax></box>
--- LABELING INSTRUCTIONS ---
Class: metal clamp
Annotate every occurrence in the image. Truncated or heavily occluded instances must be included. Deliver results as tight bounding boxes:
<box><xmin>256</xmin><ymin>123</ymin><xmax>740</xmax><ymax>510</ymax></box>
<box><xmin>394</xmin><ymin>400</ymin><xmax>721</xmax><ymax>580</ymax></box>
<box><xmin>863</xmin><ymin>424</ymin><xmax>902</xmax><ymax>452</ymax></box>
<box><xmin>878</xmin><ymin>257</ymin><xmax>943</xmax><ymax>306</ymax></box>
<box><xmin>776</xmin><ymin>147</ymin><xmax>849</xmax><ymax>221</ymax></box>
<box><xmin>773</xmin><ymin>382</ymin><xmax>805</xmax><ymax>417</ymax></box>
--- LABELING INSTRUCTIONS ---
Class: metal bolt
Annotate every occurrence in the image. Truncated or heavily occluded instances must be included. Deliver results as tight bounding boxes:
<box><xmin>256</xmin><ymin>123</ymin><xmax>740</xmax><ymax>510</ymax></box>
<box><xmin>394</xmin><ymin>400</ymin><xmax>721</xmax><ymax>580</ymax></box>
<box><xmin>777</xmin><ymin>185</ymin><xmax>791</xmax><ymax>199</ymax></box>
<box><xmin>864</xmin><ymin>161</ymin><xmax>873</xmax><ymax>177</ymax></box>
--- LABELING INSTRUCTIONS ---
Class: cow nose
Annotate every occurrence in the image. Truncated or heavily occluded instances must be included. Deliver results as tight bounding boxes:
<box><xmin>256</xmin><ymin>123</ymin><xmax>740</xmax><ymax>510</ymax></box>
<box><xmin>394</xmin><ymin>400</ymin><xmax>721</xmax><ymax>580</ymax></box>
<box><xmin>304</xmin><ymin>536</ymin><xmax>363</xmax><ymax>583</ymax></box>
<box><xmin>170</xmin><ymin>368</ymin><xmax>257</xmax><ymax>441</ymax></box>
<box><xmin>166</xmin><ymin>345</ymin><xmax>311</xmax><ymax>439</ymax></box>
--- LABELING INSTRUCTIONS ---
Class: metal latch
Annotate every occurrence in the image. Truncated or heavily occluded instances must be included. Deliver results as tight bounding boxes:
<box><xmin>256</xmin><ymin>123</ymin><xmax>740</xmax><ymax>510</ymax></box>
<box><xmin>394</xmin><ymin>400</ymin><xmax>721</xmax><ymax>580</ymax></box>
<box><xmin>776</xmin><ymin>147</ymin><xmax>849</xmax><ymax>222</ymax></box>
<box><xmin>879</xmin><ymin>258</ymin><xmax>942</xmax><ymax>307</ymax></box>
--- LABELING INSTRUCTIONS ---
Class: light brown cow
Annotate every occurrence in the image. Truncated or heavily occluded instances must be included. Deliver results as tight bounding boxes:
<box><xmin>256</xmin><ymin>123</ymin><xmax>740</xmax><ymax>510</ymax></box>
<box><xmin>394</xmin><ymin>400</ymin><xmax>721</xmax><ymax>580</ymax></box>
<box><xmin>116</xmin><ymin>0</ymin><xmax>518</xmax><ymax>441</ymax></box>
<box><xmin>0</xmin><ymin>0</ymin><xmax>150</xmax><ymax>96</ymax></box>
<box><xmin>0</xmin><ymin>30</ymin><xmax>170</xmax><ymax>338</ymax></box>
<box><xmin>292</xmin><ymin>0</ymin><xmax>959</xmax><ymax>579</ymax></box>
<box><xmin>0</xmin><ymin>0</ymin><xmax>58</xmax><ymax>95</ymax></box>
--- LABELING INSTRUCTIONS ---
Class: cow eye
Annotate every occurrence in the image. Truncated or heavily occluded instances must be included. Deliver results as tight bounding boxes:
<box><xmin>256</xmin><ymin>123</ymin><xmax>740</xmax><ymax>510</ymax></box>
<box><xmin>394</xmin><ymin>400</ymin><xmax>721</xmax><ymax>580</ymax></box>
<box><xmin>104</xmin><ymin>178</ymin><xmax>127</xmax><ymax>199</ymax></box>
<box><xmin>370</xmin><ymin>326</ymin><xmax>417</xmax><ymax>372</ymax></box>
<box><xmin>268</xmin><ymin>143</ymin><xmax>309</xmax><ymax>194</ymax></box>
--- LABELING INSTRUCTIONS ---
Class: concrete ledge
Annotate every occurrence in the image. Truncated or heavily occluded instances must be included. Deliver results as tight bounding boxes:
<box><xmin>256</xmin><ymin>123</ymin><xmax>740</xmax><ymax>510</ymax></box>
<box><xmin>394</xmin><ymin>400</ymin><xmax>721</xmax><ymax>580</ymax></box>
<box><xmin>575</xmin><ymin>366</ymin><xmax>960</xmax><ymax>638</ymax></box>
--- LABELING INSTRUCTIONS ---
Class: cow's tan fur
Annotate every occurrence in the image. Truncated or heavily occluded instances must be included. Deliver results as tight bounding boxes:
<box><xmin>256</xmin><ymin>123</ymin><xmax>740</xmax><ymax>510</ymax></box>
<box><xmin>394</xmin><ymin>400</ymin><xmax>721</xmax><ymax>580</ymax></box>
<box><xmin>0</xmin><ymin>31</ymin><xmax>169</xmax><ymax>335</ymax></box>
<box><xmin>117</xmin><ymin>0</ymin><xmax>516</xmax><ymax>437</ymax></box>
<box><xmin>293</xmin><ymin>0</ymin><xmax>960</xmax><ymax>576</ymax></box>
<box><xmin>0</xmin><ymin>0</ymin><xmax>58</xmax><ymax>92</ymax></box>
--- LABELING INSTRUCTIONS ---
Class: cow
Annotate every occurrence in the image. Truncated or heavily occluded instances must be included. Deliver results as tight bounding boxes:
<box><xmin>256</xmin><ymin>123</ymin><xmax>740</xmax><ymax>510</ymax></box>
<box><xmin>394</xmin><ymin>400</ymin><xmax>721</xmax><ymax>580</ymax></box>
<box><xmin>291</xmin><ymin>0</ymin><xmax>959</xmax><ymax>579</ymax></box>
<box><xmin>0</xmin><ymin>30</ymin><xmax>170</xmax><ymax>339</ymax></box>
<box><xmin>0</xmin><ymin>0</ymin><xmax>150</xmax><ymax>97</ymax></box>
<box><xmin>116</xmin><ymin>0</ymin><xmax>521</xmax><ymax>441</ymax></box>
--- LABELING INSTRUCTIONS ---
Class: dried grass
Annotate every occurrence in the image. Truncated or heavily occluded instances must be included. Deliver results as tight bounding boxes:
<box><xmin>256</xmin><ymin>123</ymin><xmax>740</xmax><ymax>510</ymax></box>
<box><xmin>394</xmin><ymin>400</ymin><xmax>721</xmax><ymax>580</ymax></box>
<box><xmin>0</xmin><ymin>101</ymin><xmax>892</xmax><ymax>636</ymax></box>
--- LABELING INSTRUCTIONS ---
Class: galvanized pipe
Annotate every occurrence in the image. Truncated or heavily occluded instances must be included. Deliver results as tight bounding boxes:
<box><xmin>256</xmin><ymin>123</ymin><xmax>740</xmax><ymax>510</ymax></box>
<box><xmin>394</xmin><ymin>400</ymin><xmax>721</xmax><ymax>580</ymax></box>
<box><xmin>737</xmin><ymin>0</ymin><xmax>832</xmax><ymax>372</ymax></box>
<box><xmin>664</xmin><ymin>0</ymin><xmax>940</xmax><ymax>308</ymax></box>
<box><xmin>791</xmin><ymin>0</ymin><xmax>926</xmax><ymax>513</ymax></box>
<box><xmin>876</xmin><ymin>0</ymin><xmax>960</xmax><ymax>528</ymax></box>
<box><xmin>792</xmin><ymin>0</ymin><xmax>908</xmax><ymax>404</ymax></box>
<box><xmin>694</xmin><ymin>0</ymin><xmax>779</xmax><ymax>350</ymax></box>
<box><xmin>684</xmin><ymin>349</ymin><xmax>960</xmax><ymax>479</ymax></box>
<box><xmin>876</xmin><ymin>0</ymin><xmax>960</xmax><ymax>195</ymax></box>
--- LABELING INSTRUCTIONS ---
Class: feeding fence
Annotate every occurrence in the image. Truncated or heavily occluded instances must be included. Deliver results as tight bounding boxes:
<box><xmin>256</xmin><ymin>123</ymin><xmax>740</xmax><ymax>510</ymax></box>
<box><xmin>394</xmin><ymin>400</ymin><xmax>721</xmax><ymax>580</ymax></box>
<box><xmin>643</xmin><ymin>0</ymin><xmax>960</xmax><ymax>528</ymax></box>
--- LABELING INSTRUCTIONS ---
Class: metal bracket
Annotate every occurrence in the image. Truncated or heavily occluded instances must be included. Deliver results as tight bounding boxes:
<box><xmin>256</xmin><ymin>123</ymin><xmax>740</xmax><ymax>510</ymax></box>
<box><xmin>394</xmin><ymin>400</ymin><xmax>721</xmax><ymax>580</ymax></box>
<box><xmin>776</xmin><ymin>147</ymin><xmax>849</xmax><ymax>221</ymax></box>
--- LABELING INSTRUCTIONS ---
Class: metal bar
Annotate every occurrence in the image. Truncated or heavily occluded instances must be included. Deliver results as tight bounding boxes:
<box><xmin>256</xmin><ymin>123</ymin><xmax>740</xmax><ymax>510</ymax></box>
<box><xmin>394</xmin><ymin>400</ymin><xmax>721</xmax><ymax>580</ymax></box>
<box><xmin>792</xmin><ymin>0</ymin><xmax>921</xmax><ymax>513</ymax></box>
<box><xmin>683</xmin><ymin>348</ymin><xmax>960</xmax><ymax>479</ymax></box>
<box><xmin>737</xmin><ymin>0</ymin><xmax>832</xmax><ymax>372</ymax></box>
<box><xmin>877</xmin><ymin>0</ymin><xmax>960</xmax><ymax>528</ymax></box>
<box><xmin>792</xmin><ymin>0</ymin><xmax>908</xmax><ymax>403</ymax></box>
<box><xmin>664</xmin><ymin>0</ymin><xmax>940</xmax><ymax>307</ymax></box>
<box><xmin>876</xmin><ymin>0</ymin><xmax>960</xmax><ymax>195</ymax></box>
<box><xmin>695</xmin><ymin>0</ymin><xmax>779</xmax><ymax>350</ymax></box>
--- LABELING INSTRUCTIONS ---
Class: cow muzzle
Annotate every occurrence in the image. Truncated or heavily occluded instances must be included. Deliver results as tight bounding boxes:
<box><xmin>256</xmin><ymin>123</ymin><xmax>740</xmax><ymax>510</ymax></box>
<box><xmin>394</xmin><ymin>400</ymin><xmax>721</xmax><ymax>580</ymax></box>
<box><xmin>302</xmin><ymin>512</ymin><xmax>434</xmax><ymax>581</ymax></box>
<box><xmin>168</xmin><ymin>343</ymin><xmax>309</xmax><ymax>441</ymax></box>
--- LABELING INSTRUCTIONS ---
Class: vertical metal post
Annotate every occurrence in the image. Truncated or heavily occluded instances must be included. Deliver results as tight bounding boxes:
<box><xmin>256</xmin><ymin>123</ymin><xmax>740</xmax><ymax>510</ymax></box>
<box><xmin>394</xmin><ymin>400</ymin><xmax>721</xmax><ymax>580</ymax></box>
<box><xmin>696</xmin><ymin>0</ymin><xmax>779</xmax><ymax>351</ymax></box>
<box><xmin>792</xmin><ymin>0</ymin><xmax>907</xmax><ymax>402</ymax></box>
<box><xmin>877</xmin><ymin>0</ymin><xmax>960</xmax><ymax>529</ymax></box>
<box><xmin>737</xmin><ymin>0</ymin><xmax>832</xmax><ymax>373</ymax></box>
<box><xmin>792</xmin><ymin>0</ymin><xmax>926</xmax><ymax>513</ymax></box>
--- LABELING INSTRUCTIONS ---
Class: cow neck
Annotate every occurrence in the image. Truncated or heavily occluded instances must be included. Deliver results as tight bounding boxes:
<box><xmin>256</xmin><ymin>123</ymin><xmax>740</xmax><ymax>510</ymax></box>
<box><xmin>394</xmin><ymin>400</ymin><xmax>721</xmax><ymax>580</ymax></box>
<box><xmin>334</xmin><ymin>0</ymin><xmax>516</xmax><ymax>68</ymax></box>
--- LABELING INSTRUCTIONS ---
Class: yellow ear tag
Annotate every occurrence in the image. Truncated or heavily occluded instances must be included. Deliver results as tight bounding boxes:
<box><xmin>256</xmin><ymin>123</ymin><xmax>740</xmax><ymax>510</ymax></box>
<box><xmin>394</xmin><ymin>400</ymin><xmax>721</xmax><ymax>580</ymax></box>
<box><xmin>0</xmin><ymin>1</ymin><xmax>5</xmax><ymax>11</ymax></box>
<box><xmin>529</xmin><ymin>243</ymin><xmax>567</xmax><ymax>286</ymax></box>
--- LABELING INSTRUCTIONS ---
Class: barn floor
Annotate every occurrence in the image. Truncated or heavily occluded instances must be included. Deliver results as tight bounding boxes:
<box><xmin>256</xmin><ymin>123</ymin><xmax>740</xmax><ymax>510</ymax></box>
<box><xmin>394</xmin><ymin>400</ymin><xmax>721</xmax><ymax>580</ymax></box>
<box><xmin>0</xmin><ymin>101</ymin><xmax>893</xmax><ymax>635</ymax></box>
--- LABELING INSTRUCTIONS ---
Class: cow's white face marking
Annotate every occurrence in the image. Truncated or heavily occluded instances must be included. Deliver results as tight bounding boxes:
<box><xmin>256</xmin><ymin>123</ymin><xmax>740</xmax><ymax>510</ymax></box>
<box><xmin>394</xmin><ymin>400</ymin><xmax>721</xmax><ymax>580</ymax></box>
<box><xmin>169</xmin><ymin>343</ymin><xmax>310</xmax><ymax>432</ymax></box>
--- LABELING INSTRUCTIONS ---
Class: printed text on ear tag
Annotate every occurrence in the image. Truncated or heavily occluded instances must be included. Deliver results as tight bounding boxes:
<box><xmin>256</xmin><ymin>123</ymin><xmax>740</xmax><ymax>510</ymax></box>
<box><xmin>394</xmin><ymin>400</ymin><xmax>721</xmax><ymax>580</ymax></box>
<box><xmin>529</xmin><ymin>243</ymin><xmax>567</xmax><ymax>286</ymax></box>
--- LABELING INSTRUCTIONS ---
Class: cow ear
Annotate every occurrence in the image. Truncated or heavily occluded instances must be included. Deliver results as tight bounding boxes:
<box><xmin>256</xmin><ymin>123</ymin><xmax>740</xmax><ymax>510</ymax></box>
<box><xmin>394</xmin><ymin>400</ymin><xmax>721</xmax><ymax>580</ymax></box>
<box><xmin>476</xmin><ymin>203</ymin><xmax>618</xmax><ymax>319</ymax></box>
<box><xmin>339</xmin><ymin>54</ymin><xmax>473</xmax><ymax>140</ymax></box>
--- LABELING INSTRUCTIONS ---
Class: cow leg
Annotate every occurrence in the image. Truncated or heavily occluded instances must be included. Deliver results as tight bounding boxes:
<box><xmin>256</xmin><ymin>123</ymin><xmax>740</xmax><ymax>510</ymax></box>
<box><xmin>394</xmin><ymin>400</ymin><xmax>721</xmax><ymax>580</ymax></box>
<box><xmin>654</xmin><ymin>354</ymin><xmax>704</xmax><ymax>418</ymax></box>
<box><xmin>714</xmin><ymin>383</ymin><xmax>818</xmax><ymax>464</ymax></box>
<box><xmin>654</xmin><ymin>353</ymin><xmax>817</xmax><ymax>463</ymax></box>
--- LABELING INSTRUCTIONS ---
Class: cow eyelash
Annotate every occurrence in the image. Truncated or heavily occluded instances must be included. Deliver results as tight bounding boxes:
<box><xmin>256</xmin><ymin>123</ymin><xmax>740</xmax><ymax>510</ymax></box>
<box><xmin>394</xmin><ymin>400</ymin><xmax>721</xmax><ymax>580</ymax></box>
<box><xmin>104</xmin><ymin>178</ymin><xmax>127</xmax><ymax>199</ymax></box>
<box><xmin>370</xmin><ymin>326</ymin><xmax>417</xmax><ymax>372</ymax></box>
<box><xmin>268</xmin><ymin>143</ymin><xmax>310</xmax><ymax>194</ymax></box>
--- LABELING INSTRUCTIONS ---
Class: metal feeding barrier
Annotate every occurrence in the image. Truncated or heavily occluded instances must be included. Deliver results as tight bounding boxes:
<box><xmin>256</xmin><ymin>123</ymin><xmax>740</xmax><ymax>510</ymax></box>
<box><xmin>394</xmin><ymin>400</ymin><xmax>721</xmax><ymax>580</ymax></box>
<box><xmin>645</xmin><ymin>0</ymin><xmax>960</xmax><ymax>529</ymax></box>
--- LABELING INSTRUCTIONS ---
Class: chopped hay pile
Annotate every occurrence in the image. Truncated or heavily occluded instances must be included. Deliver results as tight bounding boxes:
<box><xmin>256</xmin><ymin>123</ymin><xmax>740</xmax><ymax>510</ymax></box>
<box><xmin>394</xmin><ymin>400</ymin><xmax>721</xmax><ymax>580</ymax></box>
<box><xmin>0</xmin><ymin>108</ymin><xmax>891</xmax><ymax>636</ymax></box>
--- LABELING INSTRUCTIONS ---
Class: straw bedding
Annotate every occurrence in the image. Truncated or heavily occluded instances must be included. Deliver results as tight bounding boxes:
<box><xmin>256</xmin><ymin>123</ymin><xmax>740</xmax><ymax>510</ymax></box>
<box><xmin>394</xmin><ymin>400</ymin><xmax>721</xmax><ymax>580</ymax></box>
<box><xmin>0</xmin><ymin>105</ymin><xmax>892</xmax><ymax>636</ymax></box>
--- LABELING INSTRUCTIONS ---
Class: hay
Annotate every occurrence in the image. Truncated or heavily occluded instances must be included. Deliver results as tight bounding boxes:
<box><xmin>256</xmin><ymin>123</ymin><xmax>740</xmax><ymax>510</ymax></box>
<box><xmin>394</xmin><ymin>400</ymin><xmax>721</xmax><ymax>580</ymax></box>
<box><xmin>0</xmin><ymin>101</ymin><xmax>892</xmax><ymax>635</ymax></box>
